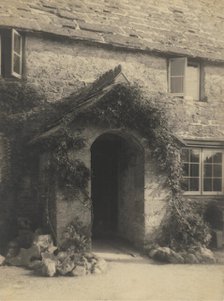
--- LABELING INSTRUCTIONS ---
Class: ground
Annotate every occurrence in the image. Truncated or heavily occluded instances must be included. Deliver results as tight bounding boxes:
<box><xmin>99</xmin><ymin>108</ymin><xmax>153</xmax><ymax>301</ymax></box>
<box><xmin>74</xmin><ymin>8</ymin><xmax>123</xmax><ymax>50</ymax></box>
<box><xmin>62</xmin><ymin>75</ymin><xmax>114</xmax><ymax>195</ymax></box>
<box><xmin>0</xmin><ymin>240</ymin><xmax>224</xmax><ymax>301</ymax></box>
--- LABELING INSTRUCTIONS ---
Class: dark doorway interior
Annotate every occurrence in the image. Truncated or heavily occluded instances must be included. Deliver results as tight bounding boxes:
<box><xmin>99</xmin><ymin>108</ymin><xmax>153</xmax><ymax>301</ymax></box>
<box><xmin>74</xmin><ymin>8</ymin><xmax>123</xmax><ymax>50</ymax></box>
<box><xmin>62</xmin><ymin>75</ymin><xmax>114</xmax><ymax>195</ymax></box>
<box><xmin>91</xmin><ymin>135</ymin><xmax>121</xmax><ymax>238</ymax></box>
<box><xmin>91</xmin><ymin>132</ymin><xmax>144</xmax><ymax>246</ymax></box>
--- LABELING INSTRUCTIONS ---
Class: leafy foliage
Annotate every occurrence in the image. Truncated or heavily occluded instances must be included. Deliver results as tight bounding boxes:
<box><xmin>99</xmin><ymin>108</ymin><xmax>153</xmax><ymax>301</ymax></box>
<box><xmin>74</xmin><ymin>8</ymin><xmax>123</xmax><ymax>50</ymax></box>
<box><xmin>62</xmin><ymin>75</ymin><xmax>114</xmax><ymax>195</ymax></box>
<box><xmin>74</xmin><ymin>83</ymin><xmax>211</xmax><ymax>250</ymax></box>
<box><xmin>160</xmin><ymin>195</ymin><xmax>211</xmax><ymax>250</ymax></box>
<box><xmin>0</xmin><ymin>79</ymin><xmax>211</xmax><ymax>250</ymax></box>
<box><xmin>60</xmin><ymin>219</ymin><xmax>91</xmax><ymax>252</ymax></box>
<box><xmin>43</xmin><ymin>128</ymin><xmax>90</xmax><ymax>202</ymax></box>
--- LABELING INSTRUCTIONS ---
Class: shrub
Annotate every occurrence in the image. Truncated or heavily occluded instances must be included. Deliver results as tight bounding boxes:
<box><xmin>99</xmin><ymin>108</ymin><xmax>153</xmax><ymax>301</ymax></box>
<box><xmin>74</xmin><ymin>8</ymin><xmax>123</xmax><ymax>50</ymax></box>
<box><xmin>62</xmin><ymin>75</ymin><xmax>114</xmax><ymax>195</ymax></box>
<box><xmin>60</xmin><ymin>219</ymin><xmax>91</xmax><ymax>253</ymax></box>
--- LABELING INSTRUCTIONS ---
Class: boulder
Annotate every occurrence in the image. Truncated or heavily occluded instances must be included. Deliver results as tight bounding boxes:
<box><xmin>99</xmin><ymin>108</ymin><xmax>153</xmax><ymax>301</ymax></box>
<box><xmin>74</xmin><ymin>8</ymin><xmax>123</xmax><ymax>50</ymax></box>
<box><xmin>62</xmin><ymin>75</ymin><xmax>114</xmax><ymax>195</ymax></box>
<box><xmin>93</xmin><ymin>258</ymin><xmax>107</xmax><ymax>273</ymax></box>
<box><xmin>196</xmin><ymin>247</ymin><xmax>216</xmax><ymax>264</ymax></box>
<box><xmin>57</xmin><ymin>256</ymin><xmax>75</xmax><ymax>276</ymax></box>
<box><xmin>169</xmin><ymin>251</ymin><xmax>185</xmax><ymax>264</ymax></box>
<box><xmin>183</xmin><ymin>253</ymin><xmax>199</xmax><ymax>264</ymax></box>
<box><xmin>85</xmin><ymin>260</ymin><xmax>93</xmax><ymax>274</ymax></box>
<box><xmin>0</xmin><ymin>255</ymin><xmax>5</xmax><ymax>266</ymax></box>
<box><xmin>28</xmin><ymin>260</ymin><xmax>42</xmax><ymax>271</ymax></box>
<box><xmin>6</xmin><ymin>245</ymin><xmax>41</xmax><ymax>267</ymax></box>
<box><xmin>92</xmin><ymin>267</ymin><xmax>102</xmax><ymax>274</ymax></box>
<box><xmin>149</xmin><ymin>247</ymin><xmax>184</xmax><ymax>264</ymax></box>
<box><xmin>41</xmin><ymin>258</ymin><xmax>57</xmax><ymax>277</ymax></box>
<box><xmin>71</xmin><ymin>265</ymin><xmax>87</xmax><ymax>277</ymax></box>
<box><xmin>33</xmin><ymin>235</ymin><xmax>55</xmax><ymax>253</ymax></box>
<box><xmin>84</xmin><ymin>252</ymin><xmax>99</xmax><ymax>261</ymax></box>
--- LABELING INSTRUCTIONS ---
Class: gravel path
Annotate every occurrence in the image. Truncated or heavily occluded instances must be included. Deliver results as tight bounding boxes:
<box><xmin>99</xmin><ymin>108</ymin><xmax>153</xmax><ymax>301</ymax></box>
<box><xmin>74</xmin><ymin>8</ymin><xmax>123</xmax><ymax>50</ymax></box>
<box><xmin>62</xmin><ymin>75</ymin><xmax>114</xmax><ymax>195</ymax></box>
<box><xmin>0</xmin><ymin>242</ymin><xmax>223</xmax><ymax>301</ymax></box>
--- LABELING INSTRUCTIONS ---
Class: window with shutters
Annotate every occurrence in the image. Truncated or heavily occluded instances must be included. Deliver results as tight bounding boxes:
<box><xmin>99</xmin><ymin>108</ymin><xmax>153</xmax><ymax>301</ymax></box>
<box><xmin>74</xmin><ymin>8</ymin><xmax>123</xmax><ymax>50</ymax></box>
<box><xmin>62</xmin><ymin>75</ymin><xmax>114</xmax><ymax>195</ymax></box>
<box><xmin>0</xmin><ymin>28</ymin><xmax>24</xmax><ymax>79</ymax></box>
<box><xmin>169</xmin><ymin>58</ymin><xmax>201</xmax><ymax>100</ymax></box>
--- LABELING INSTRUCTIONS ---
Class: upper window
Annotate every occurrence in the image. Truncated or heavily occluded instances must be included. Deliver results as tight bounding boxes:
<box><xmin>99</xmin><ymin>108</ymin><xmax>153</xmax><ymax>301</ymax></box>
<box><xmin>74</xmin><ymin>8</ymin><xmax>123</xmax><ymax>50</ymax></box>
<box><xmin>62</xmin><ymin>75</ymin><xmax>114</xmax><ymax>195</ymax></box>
<box><xmin>169</xmin><ymin>58</ymin><xmax>200</xmax><ymax>100</ymax></box>
<box><xmin>0</xmin><ymin>28</ymin><xmax>23</xmax><ymax>79</ymax></box>
<box><xmin>181</xmin><ymin>148</ymin><xmax>224</xmax><ymax>195</ymax></box>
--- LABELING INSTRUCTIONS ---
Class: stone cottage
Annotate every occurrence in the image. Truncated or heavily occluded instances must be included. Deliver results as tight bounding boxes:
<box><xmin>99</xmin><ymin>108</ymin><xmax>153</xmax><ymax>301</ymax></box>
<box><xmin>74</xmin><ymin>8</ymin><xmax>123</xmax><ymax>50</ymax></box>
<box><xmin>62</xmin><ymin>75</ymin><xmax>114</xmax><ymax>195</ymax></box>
<box><xmin>0</xmin><ymin>0</ymin><xmax>224</xmax><ymax>253</ymax></box>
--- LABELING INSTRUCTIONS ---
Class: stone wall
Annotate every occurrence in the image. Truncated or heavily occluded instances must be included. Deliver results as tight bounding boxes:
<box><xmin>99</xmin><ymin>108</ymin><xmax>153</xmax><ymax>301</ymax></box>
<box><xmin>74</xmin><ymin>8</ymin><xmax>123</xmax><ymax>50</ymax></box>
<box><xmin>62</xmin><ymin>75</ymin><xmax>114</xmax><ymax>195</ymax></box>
<box><xmin>25</xmin><ymin>35</ymin><xmax>224</xmax><ymax>140</ymax></box>
<box><xmin>49</xmin><ymin>125</ymin><xmax>166</xmax><ymax>248</ymax></box>
<box><xmin>1</xmin><ymin>33</ymin><xmax>224</xmax><ymax>250</ymax></box>
<box><xmin>23</xmin><ymin>35</ymin><xmax>224</xmax><ymax>248</ymax></box>
<box><xmin>25</xmin><ymin>35</ymin><xmax>167</xmax><ymax>102</ymax></box>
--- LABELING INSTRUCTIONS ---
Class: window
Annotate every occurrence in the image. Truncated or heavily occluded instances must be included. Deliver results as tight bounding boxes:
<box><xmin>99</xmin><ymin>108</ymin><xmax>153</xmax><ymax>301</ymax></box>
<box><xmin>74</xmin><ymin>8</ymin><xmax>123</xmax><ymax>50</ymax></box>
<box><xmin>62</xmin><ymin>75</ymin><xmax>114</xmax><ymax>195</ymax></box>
<box><xmin>0</xmin><ymin>28</ymin><xmax>23</xmax><ymax>79</ymax></box>
<box><xmin>169</xmin><ymin>58</ymin><xmax>200</xmax><ymax>100</ymax></box>
<box><xmin>181</xmin><ymin>148</ymin><xmax>224</xmax><ymax>195</ymax></box>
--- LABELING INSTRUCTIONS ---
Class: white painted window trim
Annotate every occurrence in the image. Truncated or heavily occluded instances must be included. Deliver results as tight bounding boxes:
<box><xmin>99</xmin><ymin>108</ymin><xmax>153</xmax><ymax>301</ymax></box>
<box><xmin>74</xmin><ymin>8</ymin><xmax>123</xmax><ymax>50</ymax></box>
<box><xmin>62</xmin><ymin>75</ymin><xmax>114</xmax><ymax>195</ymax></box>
<box><xmin>11</xmin><ymin>29</ymin><xmax>22</xmax><ymax>79</ymax></box>
<box><xmin>182</xmin><ymin>147</ymin><xmax>201</xmax><ymax>195</ymax></box>
<box><xmin>201</xmin><ymin>149</ymin><xmax>224</xmax><ymax>196</ymax></box>
<box><xmin>182</xmin><ymin>148</ymin><xmax>224</xmax><ymax>196</ymax></box>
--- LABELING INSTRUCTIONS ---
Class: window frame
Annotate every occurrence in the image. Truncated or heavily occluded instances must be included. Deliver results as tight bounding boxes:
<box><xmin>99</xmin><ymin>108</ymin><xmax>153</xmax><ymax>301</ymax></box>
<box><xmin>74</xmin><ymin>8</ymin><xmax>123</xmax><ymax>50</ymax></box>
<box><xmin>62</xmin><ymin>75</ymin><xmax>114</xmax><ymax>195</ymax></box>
<box><xmin>168</xmin><ymin>57</ymin><xmax>201</xmax><ymax>100</ymax></box>
<box><xmin>11</xmin><ymin>29</ymin><xmax>22</xmax><ymax>79</ymax></box>
<box><xmin>201</xmin><ymin>149</ymin><xmax>224</xmax><ymax>196</ymax></box>
<box><xmin>182</xmin><ymin>147</ymin><xmax>224</xmax><ymax>196</ymax></box>
<box><xmin>168</xmin><ymin>57</ymin><xmax>187</xmax><ymax>97</ymax></box>
<box><xmin>182</xmin><ymin>148</ymin><xmax>201</xmax><ymax>195</ymax></box>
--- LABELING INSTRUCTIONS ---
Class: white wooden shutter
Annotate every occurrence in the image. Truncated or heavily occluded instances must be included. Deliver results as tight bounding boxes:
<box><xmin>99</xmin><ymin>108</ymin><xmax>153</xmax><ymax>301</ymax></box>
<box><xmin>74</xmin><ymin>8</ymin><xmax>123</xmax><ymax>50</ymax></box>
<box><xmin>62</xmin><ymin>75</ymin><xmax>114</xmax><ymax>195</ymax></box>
<box><xmin>11</xmin><ymin>29</ymin><xmax>22</xmax><ymax>78</ymax></box>
<box><xmin>185</xmin><ymin>62</ymin><xmax>200</xmax><ymax>100</ymax></box>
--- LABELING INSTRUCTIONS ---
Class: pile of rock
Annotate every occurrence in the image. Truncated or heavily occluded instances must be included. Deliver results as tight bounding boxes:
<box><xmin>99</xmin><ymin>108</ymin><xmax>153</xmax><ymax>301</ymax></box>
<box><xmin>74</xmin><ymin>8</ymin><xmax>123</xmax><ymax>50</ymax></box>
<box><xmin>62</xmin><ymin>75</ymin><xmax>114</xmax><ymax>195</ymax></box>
<box><xmin>36</xmin><ymin>249</ymin><xmax>107</xmax><ymax>277</ymax></box>
<box><xmin>148</xmin><ymin>246</ymin><xmax>216</xmax><ymax>264</ymax></box>
<box><xmin>1</xmin><ymin>233</ymin><xmax>107</xmax><ymax>277</ymax></box>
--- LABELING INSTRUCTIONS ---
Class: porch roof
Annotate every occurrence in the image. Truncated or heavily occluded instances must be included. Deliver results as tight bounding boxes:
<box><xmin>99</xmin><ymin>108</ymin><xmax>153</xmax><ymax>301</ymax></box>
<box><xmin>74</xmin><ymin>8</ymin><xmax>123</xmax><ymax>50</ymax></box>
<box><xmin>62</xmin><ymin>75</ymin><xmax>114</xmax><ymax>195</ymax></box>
<box><xmin>30</xmin><ymin>65</ymin><xmax>129</xmax><ymax>144</ymax></box>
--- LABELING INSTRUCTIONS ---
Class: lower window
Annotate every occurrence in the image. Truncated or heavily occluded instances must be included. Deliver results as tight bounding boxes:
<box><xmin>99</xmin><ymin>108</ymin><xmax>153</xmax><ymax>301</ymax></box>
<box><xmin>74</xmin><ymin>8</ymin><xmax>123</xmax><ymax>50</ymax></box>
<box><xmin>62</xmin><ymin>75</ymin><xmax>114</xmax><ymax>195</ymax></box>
<box><xmin>181</xmin><ymin>148</ymin><xmax>224</xmax><ymax>195</ymax></box>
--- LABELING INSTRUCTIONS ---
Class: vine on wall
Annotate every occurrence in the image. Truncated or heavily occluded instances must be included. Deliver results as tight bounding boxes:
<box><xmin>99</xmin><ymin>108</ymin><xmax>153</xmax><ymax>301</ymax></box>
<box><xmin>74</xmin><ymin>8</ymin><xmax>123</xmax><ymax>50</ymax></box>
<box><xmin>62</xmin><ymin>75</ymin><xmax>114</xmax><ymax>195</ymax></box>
<box><xmin>69</xmin><ymin>83</ymin><xmax>211</xmax><ymax>250</ymax></box>
<box><xmin>0</xmin><ymin>80</ymin><xmax>211</xmax><ymax>251</ymax></box>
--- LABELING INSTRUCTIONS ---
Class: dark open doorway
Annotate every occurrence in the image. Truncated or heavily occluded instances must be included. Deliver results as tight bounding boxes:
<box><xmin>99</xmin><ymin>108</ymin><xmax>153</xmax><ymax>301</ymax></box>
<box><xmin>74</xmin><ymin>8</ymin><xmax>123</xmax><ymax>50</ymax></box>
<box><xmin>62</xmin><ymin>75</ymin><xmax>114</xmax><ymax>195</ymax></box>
<box><xmin>91</xmin><ymin>132</ymin><xmax>144</xmax><ymax>246</ymax></box>
<box><xmin>91</xmin><ymin>135</ymin><xmax>121</xmax><ymax>238</ymax></box>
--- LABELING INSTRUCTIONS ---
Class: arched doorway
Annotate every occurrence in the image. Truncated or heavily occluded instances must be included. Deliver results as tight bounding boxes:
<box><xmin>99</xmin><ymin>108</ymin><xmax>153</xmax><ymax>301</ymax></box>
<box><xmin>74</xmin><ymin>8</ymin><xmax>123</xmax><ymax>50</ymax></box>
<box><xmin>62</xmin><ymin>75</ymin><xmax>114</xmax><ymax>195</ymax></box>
<box><xmin>91</xmin><ymin>132</ymin><xmax>144</xmax><ymax>246</ymax></box>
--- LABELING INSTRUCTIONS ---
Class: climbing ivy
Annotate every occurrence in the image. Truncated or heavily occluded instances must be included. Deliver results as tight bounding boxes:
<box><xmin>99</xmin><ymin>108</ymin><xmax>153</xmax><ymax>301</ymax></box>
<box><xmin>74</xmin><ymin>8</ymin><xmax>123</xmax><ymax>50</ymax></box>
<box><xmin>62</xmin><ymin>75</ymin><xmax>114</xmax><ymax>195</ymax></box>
<box><xmin>70</xmin><ymin>83</ymin><xmax>211</xmax><ymax>250</ymax></box>
<box><xmin>0</xmin><ymin>80</ymin><xmax>211</xmax><ymax>250</ymax></box>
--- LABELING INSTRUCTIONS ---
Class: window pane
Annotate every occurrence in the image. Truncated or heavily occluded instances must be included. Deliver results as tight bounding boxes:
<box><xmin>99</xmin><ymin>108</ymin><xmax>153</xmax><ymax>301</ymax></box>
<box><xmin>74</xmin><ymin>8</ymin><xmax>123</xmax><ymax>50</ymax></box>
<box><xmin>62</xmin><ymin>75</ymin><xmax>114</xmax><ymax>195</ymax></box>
<box><xmin>190</xmin><ymin>164</ymin><xmax>199</xmax><ymax>177</ymax></box>
<box><xmin>181</xmin><ymin>178</ymin><xmax>189</xmax><ymax>191</ymax></box>
<box><xmin>170</xmin><ymin>59</ymin><xmax>185</xmax><ymax>76</ymax></box>
<box><xmin>214</xmin><ymin>152</ymin><xmax>222</xmax><ymax>163</ymax></box>
<box><xmin>183</xmin><ymin>163</ymin><xmax>189</xmax><ymax>176</ymax></box>
<box><xmin>170</xmin><ymin>77</ymin><xmax>184</xmax><ymax>93</ymax></box>
<box><xmin>181</xmin><ymin>149</ymin><xmax>189</xmax><ymax>162</ymax></box>
<box><xmin>14</xmin><ymin>33</ymin><xmax>21</xmax><ymax>54</ymax></box>
<box><xmin>214</xmin><ymin>165</ymin><xmax>222</xmax><ymax>177</ymax></box>
<box><xmin>190</xmin><ymin>149</ymin><xmax>200</xmax><ymax>162</ymax></box>
<box><xmin>213</xmin><ymin>179</ymin><xmax>222</xmax><ymax>191</ymax></box>
<box><xmin>204</xmin><ymin>178</ymin><xmax>212</xmax><ymax>191</ymax></box>
<box><xmin>204</xmin><ymin>164</ymin><xmax>212</xmax><ymax>177</ymax></box>
<box><xmin>190</xmin><ymin>178</ymin><xmax>199</xmax><ymax>191</ymax></box>
<box><xmin>204</xmin><ymin>151</ymin><xmax>213</xmax><ymax>163</ymax></box>
<box><xmin>13</xmin><ymin>53</ymin><xmax>21</xmax><ymax>75</ymax></box>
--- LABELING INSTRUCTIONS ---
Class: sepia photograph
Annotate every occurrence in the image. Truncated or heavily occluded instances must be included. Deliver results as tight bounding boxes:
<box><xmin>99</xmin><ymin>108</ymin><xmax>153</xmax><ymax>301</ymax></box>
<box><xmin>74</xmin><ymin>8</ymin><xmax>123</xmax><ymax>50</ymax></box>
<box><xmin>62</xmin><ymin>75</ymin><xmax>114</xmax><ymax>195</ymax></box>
<box><xmin>0</xmin><ymin>0</ymin><xmax>224</xmax><ymax>300</ymax></box>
